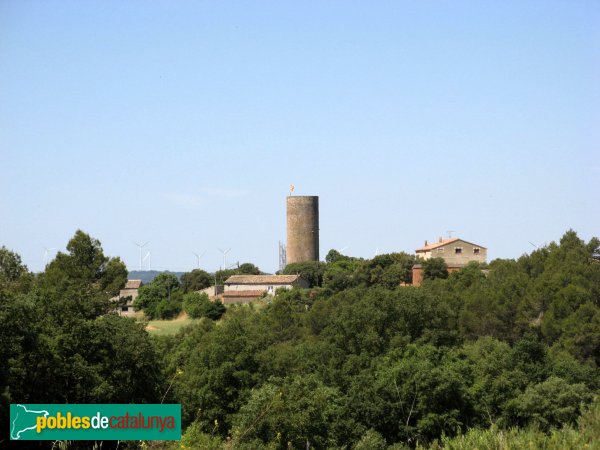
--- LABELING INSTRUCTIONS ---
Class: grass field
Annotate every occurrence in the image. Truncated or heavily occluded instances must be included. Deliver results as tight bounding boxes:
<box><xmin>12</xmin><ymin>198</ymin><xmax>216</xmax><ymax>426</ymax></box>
<box><xmin>144</xmin><ymin>314</ymin><xmax>198</xmax><ymax>335</ymax></box>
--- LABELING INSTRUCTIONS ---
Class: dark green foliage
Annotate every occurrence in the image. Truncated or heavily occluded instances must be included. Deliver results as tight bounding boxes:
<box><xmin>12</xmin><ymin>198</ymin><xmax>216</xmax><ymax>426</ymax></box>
<box><xmin>322</xmin><ymin>258</ymin><xmax>362</xmax><ymax>292</ymax></box>
<box><xmin>282</xmin><ymin>260</ymin><xmax>326</xmax><ymax>287</ymax></box>
<box><xmin>43</xmin><ymin>230</ymin><xmax>127</xmax><ymax>297</ymax></box>
<box><xmin>369</xmin><ymin>345</ymin><xmax>475</xmax><ymax>443</ymax></box>
<box><xmin>0</xmin><ymin>245</ymin><xmax>28</xmax><ymax>283</ymax></box>
<box><xmin>180</xmin><ymin>269</ymin><xmax>212</xmax><ymax>292</ymax></box>
<box><xmin>214</xmin><ymin>267</ymin><xmax>237</xmax><ymax>285</ymax></box>
<box><xmin>0</xmin><ymin>245</ymin><xmax>33</xmax><ymax>296</ymax></box>
<box><xmin>134</xmin><ymin>272</ymin><xmax>182</xmax><ymax>319</ymax></box>
<box><xmin>504</xmin><ymin>377</ymin><xmax>592</xmax><ymax>431</ymax></box>
<box><xmin>206</xmin><ymin>299</ymin><xmax>226</xmax><ymax>320</ymax></box>
<box><xmin>172</xmin><ymin>307</ymin><xmax>268</xmax><ymax>428</ymax></box>
<box><xmin>283</xmin><ymin>250</ymin><xmax>416</xmax><ymax>292</ymax></box>
<box><xmin>421</xmin><ymin>257</ymin><xmax>448</xmax><ymax>280</ymax></box>
<box><xmin>213</xmin><ymin>262</ymin><xmax>263</xmax><ymax>286</ymax></box>
<box><xmin>0</xmin><ymin>232</ymin><xmax>163</xmax><ymax>446</ymax></box>
<box><xmin>183</xmin><ymin>291</ymin><xmax>225</xmax><ymax>320</ymax></box>
<box><xmin>353</xmin><ymin>429</ymin><xmax>388</xmax><ymax>450</ymax></box>
<box><xmin>238</xmin><ymin>262</ymin><xmax>261</xmax><ymax>275</ymax></box>
<box><xmin>420</xmin><ymin>396</ymin><xmax>600</xmax><ymax>449</ymax></box>
<box><xmin>3</xmin><ymin>229</ymin><xmax>600</xmax><ymax>449</ymax></box>
<box><xmin>230</xmin><ymin>374</ymin><xmax>360</xmax><ymax>448</ymax></box>
<box><xmin>325</xmin><ymin>248</ymin><xmax>349</xmax><ymax>264</ymax></box>
<box><xmin>158</xmin><ymin>230</ymin><xmax>600</xmax><ymax>448</ymax></box>
<box><xmin>354</xmin><ymin>252</ymin><xmax>416</xmax><ymax>287</ymax></box>
<box><xmin>39</xmin><ymin>230</ymin><xmax>128</xmax><ymax>323</ymax></box>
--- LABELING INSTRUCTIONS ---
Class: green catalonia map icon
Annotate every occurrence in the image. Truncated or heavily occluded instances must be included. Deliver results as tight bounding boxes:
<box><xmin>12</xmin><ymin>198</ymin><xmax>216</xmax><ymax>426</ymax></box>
<box><xmin>10</xmin><ymin>404</ymin><xmax>49</xmax><ymax>440</ymax></box>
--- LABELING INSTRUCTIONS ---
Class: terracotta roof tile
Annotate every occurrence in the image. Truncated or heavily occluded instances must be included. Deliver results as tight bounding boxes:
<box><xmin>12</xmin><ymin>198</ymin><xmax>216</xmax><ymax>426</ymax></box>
<box><xmin>222</xmin><ymin>290</ymin><xmax>266</xmax><ymax>298</ymax></box>
<box><xmin>224</xmin><ymin>275</ymin><xmax>301</xmax><ymax>285</ymax></box>
<box><xmin>415</xmin><ymin>238</ymin><xmax>487</xmax><ymax>252</ymax></box>
<box><xmin>416</xmin><ymin>238</ymin><xmax>460</xmax><ymax>252</ymax></box>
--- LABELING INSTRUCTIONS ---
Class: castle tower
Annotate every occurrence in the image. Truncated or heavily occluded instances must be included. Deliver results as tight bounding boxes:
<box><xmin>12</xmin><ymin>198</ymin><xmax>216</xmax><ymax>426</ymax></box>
<box><xmin>286</xmin><ymin>196</ymin><xmax>319</xmax><ymax>264</ymax></box>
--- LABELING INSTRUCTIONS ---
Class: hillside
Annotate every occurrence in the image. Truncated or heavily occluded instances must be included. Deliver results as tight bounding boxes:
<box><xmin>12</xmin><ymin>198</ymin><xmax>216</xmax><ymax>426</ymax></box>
<box><xmin>127</xmin><ymin>270</ymin><xmax>185</xmax><ymax>284</ymax></box>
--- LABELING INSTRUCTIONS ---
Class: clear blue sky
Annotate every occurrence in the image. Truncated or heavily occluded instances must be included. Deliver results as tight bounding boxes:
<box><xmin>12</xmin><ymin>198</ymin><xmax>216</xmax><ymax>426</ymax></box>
<box><xmin>1</xmin><ymin>1</ymin><xmax>599</xmax><ymax>273</ymax></box>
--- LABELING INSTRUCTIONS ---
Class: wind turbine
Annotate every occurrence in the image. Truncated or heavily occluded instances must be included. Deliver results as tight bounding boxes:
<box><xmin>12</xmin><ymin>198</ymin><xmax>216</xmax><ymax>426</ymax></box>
<box><xmin>43</xmin><ymin>247</ymin><xmax>57</xmax><ymax>266</ymax></box>
<box><xmin>143</xmin><ymin>251</ymin><xmax>152</xmax><ymax>271</ymax></box>
<box><xmin>192</xmin><ymin>250</ymin><xmax>206</xmax><ymax>269</ymax></box>
<box><xmin>134</xmin><ymin>241</ymin><xmax>150</xmax><ymax>271</ymax></box>
<box><xmin>218</xmin><ymin>248</ymin><xmax>231</xmax><ymax>270</ymax></box>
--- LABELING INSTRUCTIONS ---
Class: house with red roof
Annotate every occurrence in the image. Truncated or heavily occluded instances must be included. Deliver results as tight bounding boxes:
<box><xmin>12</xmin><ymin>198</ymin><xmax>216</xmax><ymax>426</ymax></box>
<box><xmin>412</xmin><ymin>238</ymin><xmax>487</xmax><ymax>286</ymax></box>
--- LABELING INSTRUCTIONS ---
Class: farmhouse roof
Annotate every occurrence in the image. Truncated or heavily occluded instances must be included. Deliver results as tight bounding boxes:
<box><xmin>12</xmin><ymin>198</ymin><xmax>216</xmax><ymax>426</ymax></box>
<box><xmin>124</xmin><ymin>279</ymin><xmax>143</xmax><ymax>289</ymax></box>
<box><xmin>222</xmin><ymin>290</ymin><xmax>266</xmax><ymax>298</ymax></box>
<box><xmin>415</xmin><ymin>238</ymin><xmax>486</xmax><ymax>252</ymax></box>
<box><xmin>224</xmin><ymin>275</ymin><xmax>301</xmax><ymax>285</ymax></box>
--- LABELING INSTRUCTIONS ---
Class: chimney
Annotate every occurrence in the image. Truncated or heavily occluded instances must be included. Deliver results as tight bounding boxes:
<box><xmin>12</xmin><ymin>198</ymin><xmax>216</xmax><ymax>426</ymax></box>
<box><xmin>424</xmin><ymin>240</ymin><xmax>428</xmax><ymax>246</ymax></box>
<box><xmin>439</xmin><ymin>237</ymin><xmax>443</xmax><ymax>243</ymax></box>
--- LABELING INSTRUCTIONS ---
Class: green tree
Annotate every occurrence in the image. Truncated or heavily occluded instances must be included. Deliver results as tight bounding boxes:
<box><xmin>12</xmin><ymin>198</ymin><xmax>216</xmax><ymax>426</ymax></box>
<box><xmin>181</xmin><ymin>269</ymin><xmax>212</xmax><ymax>293</ymax></box>
<box><xmin>322</xmin><ymin>259</ymin><xmax>362</xmax><ymax>293</ymax></box>
<box><xmin>521</xmin><ymin>230</ymin><xmax>600</xmax><ymax>342</ymax></box>
<box><xmin>134</xmin><ymin>272</ymin><xmax>182</xmax><ymax>319</ymax></box>
<box><xmin>238</xmin><ymin>262</ymin><xmax>261</xmax><ymax>275</ymax></box>
<box><xmin>40</xmin><ymin>230</ymin><xmax>127</xmax><ymax>322</ymax></box>
<box><xmin>325</xmin><ymin>248</ymin><xmax>355</xmax><ymax>264</ymax></box>
<box><xmin>353</xmin><ymin>429</ymin><xmax>388</xmax><ymax>450</ymax></box>
<box><xmin>231</xmin><ymin>374</ymin><xmax>358</xmax><ymax>449</ymax></box>
<box><xmin>0</xmin><ymin>245</ymin><xmax>28</xmax><ymax>282</ymax></box>
<box><xmin>214</xmin><ymin>268</ymin><xmax>237</xmax><ymax>285</ymax></box>
<box><xmin>0</xmin><ymin>245</ymin><xmax>32</xmax><ymax>295</ymax></box>
<box><xmin>555</xmin><ymin>302</ymin><xmax>600</xmax><ymax>365</ymax></box>
<box><xmin>282</xmin><ymin>261</ymin><xmax>325</xmax><ymax>287</ymax></box>
<box><xmin>461</xmin><ymin>337</ymin><xmax>529</xmax><ymax>427</ymax></box>
<box><xmin>173</xmin><ymin>307</ymin><xmax>268</xmax><ymax>430</ymax></box>
<box><xmin>421</xmin><ymin>257</ymin><xmax>448</xmax><ymax>281</ymax></box>
<box><xmin>504</xmin><ymin>377</ymin><xmax>592</xmax><ymax>431</ymax></box>
<box><xmin>212</xmin><ymin>262</ymin><xmax>262</xmax><ymax>286</ymax></box>
<box><xmin>183</xmin><ymin>292</ymin><xmax>225</xmax><ymax>320</ymax></box>
<box><xmin>355</xmin><ymin>252</ymin><xmax>416</xmax><ymax>287</ymax></box>
<box><xmin>0</xmin><ymin>241</ymin><xmax>163</xmax><ymax>443</ymax></box>
<box><xmin>366</xmin><ymin>345</ymin><xmax>474</xmax><ymax>444</ymax></box>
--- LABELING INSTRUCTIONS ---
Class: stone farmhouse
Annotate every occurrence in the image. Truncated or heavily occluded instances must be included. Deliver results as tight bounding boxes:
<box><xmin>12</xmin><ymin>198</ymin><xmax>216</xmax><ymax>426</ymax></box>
<box><xmin>412</xmin><ymin>238</ymin><xmax>487</xmax><ymax>286</ymax></box>
<box><xmin>221</xmin><ymin>274</ymin><xmax>309</xmax><ymax>304</ymax></box>
<box><xmin>115</xmin><ymin>279</ymin><xmax>143</xmax><ymax>317</ymax></box>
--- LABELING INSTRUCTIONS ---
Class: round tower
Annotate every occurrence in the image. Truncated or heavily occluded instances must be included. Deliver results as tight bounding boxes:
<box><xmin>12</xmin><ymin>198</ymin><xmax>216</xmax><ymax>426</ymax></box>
<box><xmin>286</xmin><ymin>196</ymin><xmax>319</xmax><ymax>264</ymax></box>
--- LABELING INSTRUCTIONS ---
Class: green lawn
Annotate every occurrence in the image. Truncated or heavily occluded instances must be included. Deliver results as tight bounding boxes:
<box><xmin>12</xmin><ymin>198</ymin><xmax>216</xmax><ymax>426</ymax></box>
<box><xmin>145</xmin><ymin>316</ymin><xmax>198</xmax><ymax>335</ymax></box>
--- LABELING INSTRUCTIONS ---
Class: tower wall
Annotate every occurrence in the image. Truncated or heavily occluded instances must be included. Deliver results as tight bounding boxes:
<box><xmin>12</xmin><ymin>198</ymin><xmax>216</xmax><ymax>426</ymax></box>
<box><xmin>286</xmin><ymin>196</ymin><xmax>319</xmax><ymax>264</ymax></box>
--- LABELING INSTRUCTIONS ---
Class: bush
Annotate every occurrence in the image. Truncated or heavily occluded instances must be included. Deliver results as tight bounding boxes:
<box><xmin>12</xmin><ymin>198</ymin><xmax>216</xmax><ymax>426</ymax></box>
<box><xmin>504</xmin><ymin>377</ymin><xmax>592</xmax><ymax>431</ymax></box>
<box><xmin>183</xmin><ymin>292</ymin><xmax>225</xmax><ymax>320</ymax></box>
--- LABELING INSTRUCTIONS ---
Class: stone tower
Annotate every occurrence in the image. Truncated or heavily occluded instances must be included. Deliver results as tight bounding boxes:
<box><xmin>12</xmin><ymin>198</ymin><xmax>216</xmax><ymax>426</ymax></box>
<box><xmin>286</xmin><ymin>196</ymin><xmax>319</xmax><ymax>264</ymax></box>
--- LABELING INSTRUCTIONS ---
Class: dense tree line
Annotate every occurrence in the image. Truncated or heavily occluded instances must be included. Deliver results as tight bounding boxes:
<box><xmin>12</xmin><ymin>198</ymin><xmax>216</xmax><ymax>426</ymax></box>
<box><xmin>0</xmin><ymin>232</ymin><xmax>163</xmax><ymax>449</ymax></box>
<box><xmin>154</xmin><ymin>229</ymin><xmax>599</xmax><ymax>448</ymax></box>
<box><xmin>1</xmin><ymin>229</ymin><xmax>599</xmax><ymax>449</ymax></box>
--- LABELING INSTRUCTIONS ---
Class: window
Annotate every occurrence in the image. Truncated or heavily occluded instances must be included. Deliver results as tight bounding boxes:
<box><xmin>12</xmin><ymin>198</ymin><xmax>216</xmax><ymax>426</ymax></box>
<box><xmin>121</xmin><ymin>306</ymin><xmax>129</xmax><ymax>312</ymax></box>
<box><xmin>438</xmin><ymin>247</ymin><xmax>444</xmax><ymax>253</ymax></box>
<box><xmin>473</xmin><ymin>248</ymin><xmax>480</xmax><ymax>255</ymax></box>
<box><xmin>454</xmin><ymin>247</ymin><xmax>462</xmax><ymax>255</ymax></box>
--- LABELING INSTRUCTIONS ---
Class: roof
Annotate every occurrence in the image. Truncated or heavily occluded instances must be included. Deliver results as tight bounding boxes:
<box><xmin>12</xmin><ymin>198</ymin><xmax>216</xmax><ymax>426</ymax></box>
<box><xmin>224</xmin><ymin>274</ymin><xmax>301</xmax><ymax>285</ymax></box>
<box><xmin>415</xmin><ymin>238</ymin><xmax>486</xmax><ymax>252</ymax></box>
<box><xmin>412</xmin><ymin>263</ymin><xmax>467</xmax><ymax>269</ymax></box>
<box><xmin>222</xmin><ymin>290</ymin><xmax>266</xmax><ymax>298</ymax></box>
<box><xmin>124</xmin><ymin>279</ymin><xmax>143</xmax><ymax>289</ymax></box>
